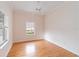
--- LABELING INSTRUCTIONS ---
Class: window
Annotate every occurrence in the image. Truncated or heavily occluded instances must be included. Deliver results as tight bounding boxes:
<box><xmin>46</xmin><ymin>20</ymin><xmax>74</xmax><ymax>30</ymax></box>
<box><xmin>26</xmin><ymin>22</ymin><xmax>35</xmax><ymax>35</ymax></box>
<box><xmin>0</xmin><ymin>11</ymin><xmax>8</xmax><ymax>46</ymax></box>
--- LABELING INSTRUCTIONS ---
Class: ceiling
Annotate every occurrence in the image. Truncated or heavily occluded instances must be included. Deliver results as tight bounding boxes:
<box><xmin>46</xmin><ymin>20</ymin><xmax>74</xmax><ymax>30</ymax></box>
<box><xmin>7</xmin><ymin>1</ymin><xmax>79</xmax><ymax>15</ymax></box>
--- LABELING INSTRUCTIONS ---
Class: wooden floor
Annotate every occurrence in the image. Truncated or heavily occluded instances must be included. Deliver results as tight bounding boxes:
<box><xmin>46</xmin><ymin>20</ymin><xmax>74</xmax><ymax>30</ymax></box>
<box><xmin>8</xmin><ymin>40</ymin><xmax>77</xmax><ymax>57</ymax></box>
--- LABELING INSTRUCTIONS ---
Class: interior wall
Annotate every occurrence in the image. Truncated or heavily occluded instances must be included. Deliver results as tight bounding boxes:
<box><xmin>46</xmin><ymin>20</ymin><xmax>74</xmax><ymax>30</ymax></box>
<box><xmin>45</xmin><ymin>5</ymin><xmax>79</xmax><ymax>56</ymax></box>
<box><xmin>13</xmin><ymin>9</ymin><xmax>44</xmax><ymax>42</ymax></box>
<box><xmin>0</xmin><ymin>2</ymin><xmax>13</xmax><ymax>56</ymax></box>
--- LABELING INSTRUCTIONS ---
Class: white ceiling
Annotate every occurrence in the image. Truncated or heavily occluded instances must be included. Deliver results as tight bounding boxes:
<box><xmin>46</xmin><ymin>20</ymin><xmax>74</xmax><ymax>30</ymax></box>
<box><xmin>7</xmin><ymin>1</ymin><xmax>79</xmax><ymax>15</ymax></box>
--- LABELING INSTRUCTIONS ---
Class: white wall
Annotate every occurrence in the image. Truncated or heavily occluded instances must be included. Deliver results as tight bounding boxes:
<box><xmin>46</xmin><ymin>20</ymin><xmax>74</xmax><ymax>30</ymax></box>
<box><xmin>45</xmin><ymin>5</ymin><xmax>79</xmax><ymax>56</ymax></box>
<box><xmin>0</xmin><ymin>2</ymin><xmax>13</xmax><ymax>56</ymax></box>
<box><xmin>13</xmin><ymin>9</ymin><xmax>44</xmax><ymax>43</ymax></box>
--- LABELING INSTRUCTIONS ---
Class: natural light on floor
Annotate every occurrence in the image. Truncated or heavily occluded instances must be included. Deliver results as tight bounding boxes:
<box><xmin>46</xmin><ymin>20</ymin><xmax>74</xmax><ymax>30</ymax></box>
<box><xmin>25</xmin><ymin>43</ymin><xmax>36</xmax><ymax>56</ymax></box>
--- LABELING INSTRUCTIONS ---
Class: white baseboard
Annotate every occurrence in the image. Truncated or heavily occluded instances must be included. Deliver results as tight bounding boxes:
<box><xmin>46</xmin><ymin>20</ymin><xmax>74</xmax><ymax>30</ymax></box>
<box><xmin>45</xmin><ymin>39</ymin><xmax>79</xmax><ymax>56</ymax></box>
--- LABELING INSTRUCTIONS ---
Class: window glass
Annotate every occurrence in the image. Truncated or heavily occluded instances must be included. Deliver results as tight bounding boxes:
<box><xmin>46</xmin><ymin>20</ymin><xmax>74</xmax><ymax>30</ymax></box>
<box><xmin>26</xmin><ymin>22</ymin><xmax>35</xmax><ymax>35</ymax></box>
<box><xmin>0</xmin><ymin>11</ymin><xmax>8</xmax><ymax>45</ymax></box>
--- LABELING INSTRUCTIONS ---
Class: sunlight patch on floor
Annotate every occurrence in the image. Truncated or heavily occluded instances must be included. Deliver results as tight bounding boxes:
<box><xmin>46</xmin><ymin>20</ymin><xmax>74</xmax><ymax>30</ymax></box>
<box><xmin>25</xmin><ymin>43</ymin><xmax>36</xmax><ymax>56</ymax></box>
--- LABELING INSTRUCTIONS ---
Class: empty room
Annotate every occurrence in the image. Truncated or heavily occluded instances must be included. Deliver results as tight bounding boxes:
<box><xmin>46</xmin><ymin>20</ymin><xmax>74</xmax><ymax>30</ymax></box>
<box><xmin>0</xmin><ymin>1</ymin><xmax>79</xmax><ymax>57</ymax></box>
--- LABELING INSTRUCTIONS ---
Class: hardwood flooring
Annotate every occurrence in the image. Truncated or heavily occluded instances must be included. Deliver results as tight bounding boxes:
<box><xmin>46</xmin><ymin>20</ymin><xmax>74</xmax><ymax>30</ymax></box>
<box><xmin>8</xmin><ymin>40</ymin><xmax>77</xmax><ymax>57</ymax></box>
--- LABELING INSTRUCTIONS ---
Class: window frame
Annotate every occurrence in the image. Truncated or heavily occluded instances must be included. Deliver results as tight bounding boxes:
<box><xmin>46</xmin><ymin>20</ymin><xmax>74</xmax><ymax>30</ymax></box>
<box><xmin>26</xmin><ymin>22</ymin><xmax>35</xmax><ymax>36</ymax></box>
